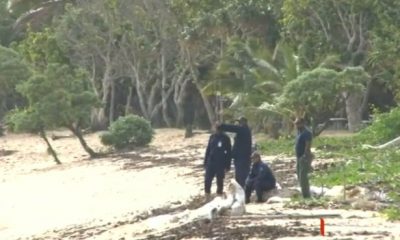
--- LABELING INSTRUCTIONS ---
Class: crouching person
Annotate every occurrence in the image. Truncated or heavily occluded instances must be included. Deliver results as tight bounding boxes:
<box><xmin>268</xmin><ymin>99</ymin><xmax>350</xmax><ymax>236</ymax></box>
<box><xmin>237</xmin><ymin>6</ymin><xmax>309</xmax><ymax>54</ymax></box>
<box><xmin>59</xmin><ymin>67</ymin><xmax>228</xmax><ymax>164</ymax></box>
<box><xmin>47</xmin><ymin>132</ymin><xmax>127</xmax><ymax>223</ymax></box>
<box><xmin>245</xmin><ymin>152</ymin><xmax>276</xmax><ymax>203</ymax></box>
<box><xmin>204</xmin><ymin>125</ymin><xmax>232</xmax><ymax>198</ymax></box>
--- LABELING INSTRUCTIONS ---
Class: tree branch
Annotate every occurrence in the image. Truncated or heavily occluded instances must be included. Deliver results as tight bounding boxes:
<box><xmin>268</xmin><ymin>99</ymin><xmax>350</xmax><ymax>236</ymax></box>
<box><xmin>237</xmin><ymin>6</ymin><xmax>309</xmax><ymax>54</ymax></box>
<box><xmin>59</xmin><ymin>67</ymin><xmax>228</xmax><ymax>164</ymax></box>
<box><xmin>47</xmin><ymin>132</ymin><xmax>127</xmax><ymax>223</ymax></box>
<box><xmin>311</xmin><ymin>9</ymin><xmax>330</xmax><ymax>42</ymax></box>
<box><xmin>334</xmin><ymin>3</ymin><xmax>351</xmax><ymax>41</ymax></box>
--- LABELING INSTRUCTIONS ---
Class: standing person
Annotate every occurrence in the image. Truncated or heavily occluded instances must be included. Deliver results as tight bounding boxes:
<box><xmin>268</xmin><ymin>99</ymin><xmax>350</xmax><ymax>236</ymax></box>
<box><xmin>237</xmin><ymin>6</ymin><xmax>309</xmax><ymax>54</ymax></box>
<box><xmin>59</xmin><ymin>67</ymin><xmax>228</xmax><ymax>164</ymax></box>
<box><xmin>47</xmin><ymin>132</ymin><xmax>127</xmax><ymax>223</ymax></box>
<box><xmin>294</xmin><ymin>118</ymin><xmax>313</xmax><ymax>198</ymax></box>
<box><xmin>245</xmin><ymin>152</ymin><xmax>276</xmax><ymax>203</ymax></box>
<box><xmin>219</xmin><ymin>116</ymin><xmax>252</xmax><ymax>188</ymax></box>
<box><xmin>204</xmin><ymin>125</ymin><xmax>232</xmax><ymax>197</ymax></box>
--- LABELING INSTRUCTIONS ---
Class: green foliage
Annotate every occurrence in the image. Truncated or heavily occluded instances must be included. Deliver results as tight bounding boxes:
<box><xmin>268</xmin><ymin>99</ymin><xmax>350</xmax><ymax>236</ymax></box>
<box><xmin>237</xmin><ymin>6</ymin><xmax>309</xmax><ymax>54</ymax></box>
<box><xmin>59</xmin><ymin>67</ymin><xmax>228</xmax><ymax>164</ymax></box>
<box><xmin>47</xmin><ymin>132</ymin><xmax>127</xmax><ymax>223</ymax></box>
<box><xmin>100</xmin><ymin>114</ymin><xmax>154</xmax><ymax>149</ymax></box>
<box><xmin>338</xmin><ymin>66</ymin><xmax>370</xmax><ymax>93</ymax></box>
<box><xmin>5</xmin><ymin>108</ymin><xmax>42</xmax><ymax>133</ymax></box>
<box><xmin>0</xmin><ymin>46</ymin><xmax>30</xmax><ymax>82</ymax></box>
<box><xmin>278</xmin><ymin>68</ymin><xmax>340</xmax><ymax>118</ymax></box>
<box><xmin>277</xmin><ymin>66</ymin><xmax>370</xmax><ymax>129</ymax></box>
<box><xmin>260</xmin><ymin>133</ymin><xmax>400</xmax><ymax>219</ymax></box>
<box><xmin>285</xmin><ymin>196</ymin><xmax>330</xmax><ymax>209</ymax></box>
<box><xmin>382</xmin><ymin>206</ymin><xmax>400</xmax><ymax>221</ymax></box>
<box><xmin>0</xmin><ymin>0</ymin><xmax>15</xmax><ymax>46</ymax></box>
<box><xmin>171</xmin><ymin>0</ymin><xmax>278</xmax><ymax>41</ymax></box>
<box><xmin>207</xmin><ymin>38</ymin><xmax>298</xmax><ymax>105</ymax></box>
<box><xmin>310</xmin><ymin>135</ymin><xmax>400</xmax><ymax>220</ymax></box>
<box><xmin>16</xmin><ymin>28</ymin><xmax>69</xmax><ymax>69</ymax></box>
<box><xmin>258</xmin><ymin>137</ymin><xmax>294</xmax><ymax>156</ymax></box>
<box><xmin>358</xmin><ymin>107</ymin><xmax>400</xmax><ymax>144</ymax></box>
<box><xmin>0</xmin><ymin>46</ymin><xmax>30</xmax><ymax>118</ymax></box>
<box><xmin>15</xmin><ymin>63</ymin><xmax>98</xmax><ymax>129</ymax></box>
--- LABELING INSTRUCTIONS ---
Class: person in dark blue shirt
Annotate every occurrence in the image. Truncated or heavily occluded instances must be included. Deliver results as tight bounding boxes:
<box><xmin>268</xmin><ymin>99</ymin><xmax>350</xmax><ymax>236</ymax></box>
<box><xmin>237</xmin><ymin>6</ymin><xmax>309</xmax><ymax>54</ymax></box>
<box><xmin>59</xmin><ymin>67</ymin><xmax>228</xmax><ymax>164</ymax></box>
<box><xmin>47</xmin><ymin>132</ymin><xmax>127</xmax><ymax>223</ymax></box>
<box><xmin>294</xmin><ymin>118</ymin><xmax>313</xmax><ymax>198</ymax></box>
<box><xmin>245</xmin><ymin>152</ymin><xmax>276</xmax><ymax>203</ymax></box>
<box><xmin>204</xmin><ymin>125</ymin><xmax>232</xmax><ymax>196</ymax></box>
<box><xmin>218</xmin><ymin>117</ymin><xmax>252</xmax><ymax>188</ymax></box>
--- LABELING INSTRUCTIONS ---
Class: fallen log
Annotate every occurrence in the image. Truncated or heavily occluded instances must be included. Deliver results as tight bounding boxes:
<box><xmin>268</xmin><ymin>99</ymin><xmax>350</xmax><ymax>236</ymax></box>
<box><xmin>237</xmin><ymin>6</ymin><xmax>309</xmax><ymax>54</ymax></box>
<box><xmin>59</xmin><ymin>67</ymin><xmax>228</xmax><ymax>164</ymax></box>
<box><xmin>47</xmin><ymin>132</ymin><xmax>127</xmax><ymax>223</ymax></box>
<box><xmin>51</xmin><ymin>134</ymin><xmax>75</xmax><ymax>140</ymax></box>
<box><xmin>362</xmin><ymin>136</ymin><xmax>400</xmax><ymax>149</ymax></box>
<box><xmin>131</xmin><ymin>179</ymin><xmax>246</xmax><ymax>238</ymax></box>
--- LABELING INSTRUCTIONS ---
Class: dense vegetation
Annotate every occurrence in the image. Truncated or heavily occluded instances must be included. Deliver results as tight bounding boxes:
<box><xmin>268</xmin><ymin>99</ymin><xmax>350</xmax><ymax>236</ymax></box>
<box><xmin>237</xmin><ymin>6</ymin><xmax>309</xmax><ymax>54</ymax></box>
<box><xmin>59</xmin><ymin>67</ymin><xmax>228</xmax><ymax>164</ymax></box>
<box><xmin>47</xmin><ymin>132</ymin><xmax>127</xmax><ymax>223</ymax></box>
<box><xmin>0</xmin><ymin>0</ymin><xmax>399</xmax><ymax>134</ymax></box>
<box><xmin>260</xmin><ymin>108</ymin><xmax>400</xmax><ymax>220</ymax></box>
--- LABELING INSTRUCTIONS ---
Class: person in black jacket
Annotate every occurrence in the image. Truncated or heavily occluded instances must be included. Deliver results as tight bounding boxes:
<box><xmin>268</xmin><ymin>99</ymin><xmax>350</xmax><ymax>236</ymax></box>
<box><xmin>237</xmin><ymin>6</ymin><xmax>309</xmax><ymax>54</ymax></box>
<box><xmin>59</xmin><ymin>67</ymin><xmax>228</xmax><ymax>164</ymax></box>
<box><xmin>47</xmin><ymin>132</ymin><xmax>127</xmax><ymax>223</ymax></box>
<box><xmin>204</xmin><ymin>125</ymin><xmax>232</xmax><ymax>196</ymax></box>
<box><xmin>218</xmin><ymin>117</ymin><xmax>252</xmax><ymax>188</ymax></box>
<box><xmin>245</xmin><ymin>152</ymin><xmax>276</xmax><ymax>203</ymax></box>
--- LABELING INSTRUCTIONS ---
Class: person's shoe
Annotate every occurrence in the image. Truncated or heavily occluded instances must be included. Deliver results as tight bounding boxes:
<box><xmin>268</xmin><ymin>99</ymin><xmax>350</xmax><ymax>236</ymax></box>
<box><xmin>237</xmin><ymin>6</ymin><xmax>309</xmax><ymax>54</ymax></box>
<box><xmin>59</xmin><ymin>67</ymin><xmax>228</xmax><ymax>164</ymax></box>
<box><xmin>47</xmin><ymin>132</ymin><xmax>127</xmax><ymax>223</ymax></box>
<box><xmin>256</xmin><ymin>198</ymin><xmax>265</xmax><ymax>203</ymax></box>
<box><xmin>205</xmin><ymin>193</ymin><xmax>212</xmax><ymax>201</ymax></box>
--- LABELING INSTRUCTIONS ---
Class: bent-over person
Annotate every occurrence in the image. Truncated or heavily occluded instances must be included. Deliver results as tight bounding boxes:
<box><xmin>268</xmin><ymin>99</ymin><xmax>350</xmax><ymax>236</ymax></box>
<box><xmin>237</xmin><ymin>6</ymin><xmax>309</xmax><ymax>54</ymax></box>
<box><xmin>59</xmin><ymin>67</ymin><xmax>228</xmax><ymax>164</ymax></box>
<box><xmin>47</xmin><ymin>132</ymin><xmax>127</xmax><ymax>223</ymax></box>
<box><xmin>245</xmin><ymin>152</ymin><xmax>276</xmax><ymax>203</ymax></box>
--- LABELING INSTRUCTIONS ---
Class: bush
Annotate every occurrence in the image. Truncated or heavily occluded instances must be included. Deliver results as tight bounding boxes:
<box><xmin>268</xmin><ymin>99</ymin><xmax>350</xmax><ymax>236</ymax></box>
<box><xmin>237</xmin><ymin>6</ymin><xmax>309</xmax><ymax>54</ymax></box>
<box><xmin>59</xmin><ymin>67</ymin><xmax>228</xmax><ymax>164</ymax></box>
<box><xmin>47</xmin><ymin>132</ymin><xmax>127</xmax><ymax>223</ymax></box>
<box><xmin>100</xmin><ymin>114</ymin><xmax>154</xmax><ymax>149</ymax></box>
<box><xmin>358</xmin><ymin>107</ymin><xmax>400</xmax><ymax>144</ymax></box>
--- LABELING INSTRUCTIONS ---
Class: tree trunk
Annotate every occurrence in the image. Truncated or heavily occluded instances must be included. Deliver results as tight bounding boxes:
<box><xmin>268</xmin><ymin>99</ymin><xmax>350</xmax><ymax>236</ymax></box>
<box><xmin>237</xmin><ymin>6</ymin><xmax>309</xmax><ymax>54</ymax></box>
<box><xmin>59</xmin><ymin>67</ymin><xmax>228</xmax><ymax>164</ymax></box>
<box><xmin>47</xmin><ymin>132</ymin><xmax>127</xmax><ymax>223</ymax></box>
<box><xmin>161</xmin><ymin>53</ymin><xmax>173</xmax><ymax>127</ymax></box>
<box><xmin>196</xmin><ymin>83</ymin><xmax>215</xmax><ymax>126</ymax></box>
<box><xmin>90</xmin><ymin>108</ymin><xmax>108</xmax><ymax>131</ymax></box>
<box><xmin>188</xmin><ymin>65</ymin><xmax>215</xmax><ymax>126</ymax></box>
<box><xmin>360</xmin><ymin>79</ymin><xmax>373</xmax><ymax>118</ymax></box>
<box><xmin>109</xmin><ymin>80</ymin><xmax>116</xmax><ymax>123</ymax></box>
<box><xmin>133</xmin><ymin>68</ymin><xmax>150</xmax><ymax>119</ymax></box>
<box><xmin>345</xmin><ymin>92</ymin><xmax>363</xmax><ymax>132</ymax></box>
<box><xmin>176</xmin><ymin>102</ymin><xmax>184</xmax><ymax>127</ymax></box>
<box><xmin>39</xmin><ymin>129</ymin><xmax>61</xmax><ymax>165</ymax></box>
<box><xmin>125</xmin><ymin>85</ymin><xmax>134</xmax><ymax>115</ymax></box>
<box><xmin>94</xmin><ymin>59</ymin><xmax>112</xmax><ymax>129</ymax></box>
<box><xmin>69</xmin><ymin>125</ymin><xmax>98</xmax><ymax>158</ymax></box>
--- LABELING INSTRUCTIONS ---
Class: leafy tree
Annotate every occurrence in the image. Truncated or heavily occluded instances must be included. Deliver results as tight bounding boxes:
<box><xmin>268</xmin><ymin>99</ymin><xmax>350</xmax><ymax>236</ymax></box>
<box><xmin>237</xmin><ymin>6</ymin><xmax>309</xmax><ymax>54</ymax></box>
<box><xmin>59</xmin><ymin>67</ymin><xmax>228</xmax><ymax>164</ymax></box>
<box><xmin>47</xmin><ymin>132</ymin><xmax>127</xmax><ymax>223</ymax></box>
<box><xmin>281</xmin><ymin>0</ymin><xmax>376</xmax><ymax>131</ymax></box>
<box><xmin>13</xmin><ymin>63</ymin><xmax>100</xmax><ymax>158</ymax></box>
<box><xmin>278</xmin><ymin>68</ymin><xmax>340</xmax><ymax>135</ymax></box>
<box><xmin>7</xmin><ymin>0</ymin><xmax>74</xmax><ymax>40</ymax></box>
<box><xmin>278</xmin><ymin>66</ymin><xmax>370</xmax><ymax>135</ymax></box>
<box><xmin>170</xmin><ymin>0</ymin><xmax>281</xmax><ymax>125</ymax></box>
<box><xmin>367</xmin><ymin>0</ymin><xmax>400</xmax><ymax>102</ymax></box>
<box><xmin>55</xmin><ymin>1</ymin><xmax>133</xmax><ymax>129</ymax></box>
<box><xmin>0</xmin><ymin>46</ymin><xmax>30</xmax><ymax>120</ymax></box>
<box><xmin>6</xmin><ymin>108</ymin><xmax>61</xmax><ymax>164</ymax></box>
<box><xmin>16</xmin><ymin>27</ymin><xmax>69</xmax><ymax>70</ymax></box>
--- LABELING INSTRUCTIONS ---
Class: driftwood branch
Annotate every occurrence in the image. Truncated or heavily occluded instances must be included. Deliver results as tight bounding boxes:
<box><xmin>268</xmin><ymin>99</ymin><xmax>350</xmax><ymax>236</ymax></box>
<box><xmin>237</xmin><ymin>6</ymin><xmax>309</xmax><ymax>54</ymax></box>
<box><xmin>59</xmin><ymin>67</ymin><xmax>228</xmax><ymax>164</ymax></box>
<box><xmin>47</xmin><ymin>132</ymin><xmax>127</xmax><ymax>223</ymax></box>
<box><xmin>227</xmin><ymin>213</ymin><xmax>342</xmax><ymax>220</ymax></box>
<box><xmin>362</xmin><ymin>136</ymin><xmax>400</xmax><ymax>149</ymax></box>
<box><xmin>132</xmin><ymin>179</ymin><xmax>246</xmax><ymax>239</ymax></box>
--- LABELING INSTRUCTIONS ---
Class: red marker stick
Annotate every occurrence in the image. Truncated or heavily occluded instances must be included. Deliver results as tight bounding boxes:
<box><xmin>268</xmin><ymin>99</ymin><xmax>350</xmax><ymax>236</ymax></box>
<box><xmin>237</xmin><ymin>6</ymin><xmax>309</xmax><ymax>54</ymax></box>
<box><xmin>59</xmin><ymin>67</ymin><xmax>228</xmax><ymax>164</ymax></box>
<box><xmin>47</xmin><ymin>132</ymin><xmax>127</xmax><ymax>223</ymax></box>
<box><xmin>320</xmin><ymin>218</ymin><xmax>325</xmax><ymax>236</ymax></box>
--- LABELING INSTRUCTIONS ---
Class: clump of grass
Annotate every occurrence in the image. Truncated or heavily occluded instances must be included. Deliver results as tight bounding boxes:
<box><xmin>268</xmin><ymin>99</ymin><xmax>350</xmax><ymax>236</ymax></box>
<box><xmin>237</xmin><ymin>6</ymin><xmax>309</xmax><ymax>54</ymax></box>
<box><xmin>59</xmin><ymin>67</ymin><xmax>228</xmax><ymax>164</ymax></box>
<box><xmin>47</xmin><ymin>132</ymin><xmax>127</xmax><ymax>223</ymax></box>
<box><xmin>382</xmin><ymin>206</ymin><xmax>400</xmax><ymax>221</ymax></box>
<box><xmin>258</xmin><ymin>136</ymin><xmax>294</xmax><ymax>156</ymax></box>
<box><xmin>285</xmin><ymin>195</ymin><xmax>330</xmax><ymax>209</ymax></box>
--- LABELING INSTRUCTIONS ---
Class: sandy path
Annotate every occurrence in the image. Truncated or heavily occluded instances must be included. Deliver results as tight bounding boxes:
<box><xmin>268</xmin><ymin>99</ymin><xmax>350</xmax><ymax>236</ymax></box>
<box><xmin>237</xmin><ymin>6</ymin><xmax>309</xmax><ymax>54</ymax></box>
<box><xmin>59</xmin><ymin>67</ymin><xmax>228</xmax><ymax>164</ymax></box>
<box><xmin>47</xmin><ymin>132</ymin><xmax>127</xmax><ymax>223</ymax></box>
<box><xmin>0</xmin><ymin>129</ymin><xmax>209</xmax><ymax>239</ymax></box>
